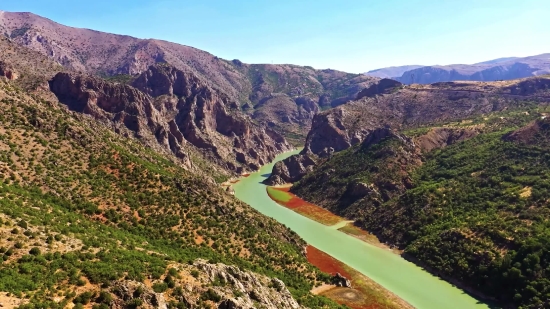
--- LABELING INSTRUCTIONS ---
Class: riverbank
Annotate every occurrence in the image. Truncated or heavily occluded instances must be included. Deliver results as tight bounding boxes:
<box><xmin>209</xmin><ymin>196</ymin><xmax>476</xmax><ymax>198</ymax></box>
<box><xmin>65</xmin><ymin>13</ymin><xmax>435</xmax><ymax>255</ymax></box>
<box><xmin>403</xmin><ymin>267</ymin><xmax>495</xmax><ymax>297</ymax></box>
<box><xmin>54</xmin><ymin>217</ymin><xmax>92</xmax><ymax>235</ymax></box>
<box><xmin>267</xmin><ymin>185</ymin><xmax>399</xmax><ymax>253</ymax></box>
<box><xmin>266</xmin><ymin>186</ymin><xmax>342</xmax><ymax>225</ymax></box>
<box><xmin>306</xmin><ymin>245</ymin><xmax>413</xmax><ymax>309</ymax></box>
<box><xmin>232</xmin><ymin>149</ymin><xmax>492</xmax><ymax>309</ymax></box>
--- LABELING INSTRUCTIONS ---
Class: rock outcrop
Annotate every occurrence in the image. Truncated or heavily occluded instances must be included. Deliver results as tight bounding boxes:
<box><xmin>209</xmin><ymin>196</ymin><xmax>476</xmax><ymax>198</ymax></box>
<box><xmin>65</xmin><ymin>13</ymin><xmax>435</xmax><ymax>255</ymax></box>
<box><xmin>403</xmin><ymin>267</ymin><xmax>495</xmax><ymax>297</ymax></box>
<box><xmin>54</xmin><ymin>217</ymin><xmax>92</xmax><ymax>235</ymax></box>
<box><xmin>503</xmin><ymin>116</ymin><xmax>550</xmax><ymax>145</ymax></box>
<box><xmin>0</xmin><ymin>61</ymin><xmax>18</xmax><ymax>80</ymax></box>
<box><xmin>106</xmin><ymin>259</ymin><xmax>304</xmax><ymax>309</ymax></box>
<box><xmin>415</xmin><ymin>127</ymin><xmax>481</xmax><ymax>152</ymax></box>
<box><xmin>111</xmin><ymin>281</ymin><xmax>168</xmax><ymax>309</ymax></box>
<box><xmin>356</xmin><ymin>78</ymin><xmax>402</xmax><ymax>100</ymax></box>
<box><xmin>49</xmin><ymin>65</ymin><xmax>292</xmax><ymax>173</ymax></box>
<box><xmin>195</xmin><ymin>260</ymin><xmax>302</xmax><ymax>309</ymax></box>
<box><xmin>263</xmin><ymin>154</ymin><xmax>317</xmax><ymax>185</ymax></box>
<box><xmin>331</xmin><ymin>273</ymin><xmax>352</xmax><ymax>288</ymax></box>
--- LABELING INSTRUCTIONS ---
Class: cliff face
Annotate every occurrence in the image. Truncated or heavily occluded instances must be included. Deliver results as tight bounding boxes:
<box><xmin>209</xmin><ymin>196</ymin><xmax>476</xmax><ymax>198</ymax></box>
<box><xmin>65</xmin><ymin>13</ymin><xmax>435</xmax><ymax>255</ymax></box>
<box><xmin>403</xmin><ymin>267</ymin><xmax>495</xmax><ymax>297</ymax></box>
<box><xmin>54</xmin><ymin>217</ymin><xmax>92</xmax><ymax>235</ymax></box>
<box><xmin>49</xmin><ymin>65</ymin><xmax>292</xmax><ymax>173</ymax></box>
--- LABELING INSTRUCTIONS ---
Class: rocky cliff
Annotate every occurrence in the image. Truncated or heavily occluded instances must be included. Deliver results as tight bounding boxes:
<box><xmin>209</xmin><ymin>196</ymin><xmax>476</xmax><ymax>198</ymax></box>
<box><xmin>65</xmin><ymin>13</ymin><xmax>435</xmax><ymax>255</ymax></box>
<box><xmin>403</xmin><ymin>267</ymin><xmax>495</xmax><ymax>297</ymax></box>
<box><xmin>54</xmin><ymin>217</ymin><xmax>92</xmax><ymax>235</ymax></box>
<box><xmin>262</xmin><ymin>154</ymin><xmax>317</xmax><ymax>186</ymax></box>
<box><xmin>49</xmin><ymin>64</ymin><xmax>292</xmax><ymax>173</ymax></box>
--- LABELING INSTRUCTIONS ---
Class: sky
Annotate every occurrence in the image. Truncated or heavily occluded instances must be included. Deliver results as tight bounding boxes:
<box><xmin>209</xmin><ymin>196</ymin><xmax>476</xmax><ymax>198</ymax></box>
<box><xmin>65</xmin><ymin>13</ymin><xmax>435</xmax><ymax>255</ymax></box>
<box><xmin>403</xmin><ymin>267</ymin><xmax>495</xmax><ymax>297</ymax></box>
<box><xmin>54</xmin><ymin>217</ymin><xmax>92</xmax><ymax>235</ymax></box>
<box><xmin>1</xmin><ymin>0</ymin><xmax>549</xmax><ymax>73</ymax></box>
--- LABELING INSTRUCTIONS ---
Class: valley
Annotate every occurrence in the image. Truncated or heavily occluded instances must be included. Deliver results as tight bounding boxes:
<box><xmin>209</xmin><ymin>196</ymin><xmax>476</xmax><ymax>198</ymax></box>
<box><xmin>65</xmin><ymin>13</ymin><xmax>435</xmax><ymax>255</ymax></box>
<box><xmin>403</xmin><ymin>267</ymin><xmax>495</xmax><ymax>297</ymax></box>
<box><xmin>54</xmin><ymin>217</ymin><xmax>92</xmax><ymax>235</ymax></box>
<box><xmin>0</xmin><ymin>6</ymin><xmax>549</xmax><ymax>309</ymax></box>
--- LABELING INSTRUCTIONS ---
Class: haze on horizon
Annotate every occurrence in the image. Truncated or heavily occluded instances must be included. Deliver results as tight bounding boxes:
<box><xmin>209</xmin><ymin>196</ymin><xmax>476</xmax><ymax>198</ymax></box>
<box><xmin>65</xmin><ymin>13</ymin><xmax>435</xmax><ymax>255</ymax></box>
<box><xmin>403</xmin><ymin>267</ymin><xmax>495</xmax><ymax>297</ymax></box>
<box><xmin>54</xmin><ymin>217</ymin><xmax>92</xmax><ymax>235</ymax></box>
<box><xmin>2</xmin><ymin>0</ymin><xmax>549</xmax><ymax>73</ymax></box>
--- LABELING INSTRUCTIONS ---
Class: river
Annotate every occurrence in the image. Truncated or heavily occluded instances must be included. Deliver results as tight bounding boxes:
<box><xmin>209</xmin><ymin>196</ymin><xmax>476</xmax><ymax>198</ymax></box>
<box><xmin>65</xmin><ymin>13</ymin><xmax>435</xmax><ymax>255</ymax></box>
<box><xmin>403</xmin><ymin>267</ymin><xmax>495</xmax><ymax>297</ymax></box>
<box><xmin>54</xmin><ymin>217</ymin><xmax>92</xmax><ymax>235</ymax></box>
<box><xmin>233</xmin><ymin>150</ymin><xmax>492</xmax><ymax>309</ymax></box>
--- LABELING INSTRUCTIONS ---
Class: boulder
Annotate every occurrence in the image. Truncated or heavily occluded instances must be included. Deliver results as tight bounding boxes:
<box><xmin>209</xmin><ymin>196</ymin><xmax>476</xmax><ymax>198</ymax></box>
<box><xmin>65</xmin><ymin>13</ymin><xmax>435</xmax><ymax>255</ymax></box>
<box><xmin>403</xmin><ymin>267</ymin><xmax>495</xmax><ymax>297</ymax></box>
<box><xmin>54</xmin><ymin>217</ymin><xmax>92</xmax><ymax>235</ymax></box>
<box><xmin>332</xmin><ymin>273</ymin><xmax>352</xmax><ymax>288</ymax></box>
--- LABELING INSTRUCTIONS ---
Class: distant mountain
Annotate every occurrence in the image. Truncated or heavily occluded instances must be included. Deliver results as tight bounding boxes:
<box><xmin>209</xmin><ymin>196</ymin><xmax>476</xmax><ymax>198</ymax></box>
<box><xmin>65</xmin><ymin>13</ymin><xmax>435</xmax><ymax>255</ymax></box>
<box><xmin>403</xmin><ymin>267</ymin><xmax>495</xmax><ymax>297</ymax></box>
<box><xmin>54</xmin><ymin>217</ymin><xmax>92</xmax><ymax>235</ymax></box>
<box><xmin>474</xmin><ymin>57</ymin><xmax>519</xmax><ymax>65</ymax></box>
<box><xmin>364</xmin><ymin>65</ymin><xmax>424</xmax><ymax>78</ymax></box>
<box><xmin>365</xmin><ymin>55</ymin><xmax>550</xmax><ymax>84</ymax></box>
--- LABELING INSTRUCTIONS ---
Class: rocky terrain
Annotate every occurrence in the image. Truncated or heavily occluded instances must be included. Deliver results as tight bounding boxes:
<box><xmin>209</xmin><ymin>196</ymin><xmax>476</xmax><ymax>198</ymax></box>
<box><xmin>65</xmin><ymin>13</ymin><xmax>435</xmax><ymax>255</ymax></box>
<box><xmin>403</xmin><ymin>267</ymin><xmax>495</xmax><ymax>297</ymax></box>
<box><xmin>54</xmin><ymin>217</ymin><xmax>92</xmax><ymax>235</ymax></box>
<box><xmin>0</xmin><ymin>11</ymin><xmax>380</xmax><ymax>143</ymax></box>
<box><xmin>302</xmin><ymin>76</ymin><xmax>550</xmax><ymax>157</ymax></box>
<box><xmin>366</xmin><ymin>54</ymin><xmax>550</xmax><ymax>84</ymax></box>
<box><xmin>49</xmin><ymin>64</ymin><xmax>291</xmax><ymax>174</ymax></box>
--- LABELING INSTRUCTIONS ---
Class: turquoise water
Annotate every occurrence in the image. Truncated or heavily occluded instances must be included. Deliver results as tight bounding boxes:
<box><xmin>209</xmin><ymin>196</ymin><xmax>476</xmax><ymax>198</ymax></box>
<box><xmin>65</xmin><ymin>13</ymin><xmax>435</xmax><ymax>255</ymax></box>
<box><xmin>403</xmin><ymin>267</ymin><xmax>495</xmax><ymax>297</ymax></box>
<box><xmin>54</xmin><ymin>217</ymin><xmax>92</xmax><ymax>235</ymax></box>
<box><xmin>233</xmin><ymin>150</ymin><xmax>492</xmax><ymax>309</ymax></box>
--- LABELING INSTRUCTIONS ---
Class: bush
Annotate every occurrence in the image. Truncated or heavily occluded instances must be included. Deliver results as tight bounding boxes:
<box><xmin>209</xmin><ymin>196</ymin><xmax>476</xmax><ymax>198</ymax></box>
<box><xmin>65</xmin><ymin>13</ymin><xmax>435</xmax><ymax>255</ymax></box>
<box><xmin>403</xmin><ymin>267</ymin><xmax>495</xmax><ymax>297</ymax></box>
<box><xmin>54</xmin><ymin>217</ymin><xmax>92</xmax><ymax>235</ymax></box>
<box><xmin>17</xmin><ymin>220</ymin><xmax>28</xmax><ymax>229</ymax></box>
<box><xmin>29</xmin><ymin>247</ymin><xmax>41</xmax><ymax>256</ymax></box>
<box><xmin>200</xmin><ymin>288</ymin><xmax>221</xmax><ymax>302</ymax></box>
<box><xmin>152</xmin><ymin>282</ymin><xmax>168</xmax><ymax>293</ymax></box>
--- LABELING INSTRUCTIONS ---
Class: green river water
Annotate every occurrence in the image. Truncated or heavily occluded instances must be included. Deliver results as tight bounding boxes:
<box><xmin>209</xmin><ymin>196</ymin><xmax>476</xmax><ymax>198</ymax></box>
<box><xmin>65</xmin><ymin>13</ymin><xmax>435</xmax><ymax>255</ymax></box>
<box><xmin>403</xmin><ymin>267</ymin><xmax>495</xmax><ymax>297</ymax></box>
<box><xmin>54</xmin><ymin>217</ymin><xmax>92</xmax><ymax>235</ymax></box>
<box><xmin>233</xmin><ymin>150</ymin><xmax>493</xmax><ymax>309</ymax></box>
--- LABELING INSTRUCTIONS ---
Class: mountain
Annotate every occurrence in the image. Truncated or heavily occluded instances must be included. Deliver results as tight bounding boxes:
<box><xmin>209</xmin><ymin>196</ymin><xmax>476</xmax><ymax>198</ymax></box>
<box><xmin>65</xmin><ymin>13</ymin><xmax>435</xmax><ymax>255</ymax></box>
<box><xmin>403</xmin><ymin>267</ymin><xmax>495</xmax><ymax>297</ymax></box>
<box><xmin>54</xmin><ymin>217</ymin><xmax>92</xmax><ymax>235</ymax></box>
<box><xmin>264</xmin><ymin>76</ymin><xmax>550</xmax><ymax>308</ymax></box>
<box><xmin>0</xmin><ymin>34</ymin><xmax>292</xmax><ymax>178</ymax></box>
<box><xmin>0</xmin><ymin>11</ymin><xmax>379</xmax><ymax>144</ymax></box>
<box><xmin>364</xmin><ymin>65</ymin><xmax>424</xmax><ymax>78</ymax></box>
<box><xmin>365</xmin><ymin>55</ymin><xmax>550</xmax><ymax>84</ymax></box>
<box><xmin>474</xmin><ymin>57</ymin><xmax>520</xmax><ymax>65</ymax></box>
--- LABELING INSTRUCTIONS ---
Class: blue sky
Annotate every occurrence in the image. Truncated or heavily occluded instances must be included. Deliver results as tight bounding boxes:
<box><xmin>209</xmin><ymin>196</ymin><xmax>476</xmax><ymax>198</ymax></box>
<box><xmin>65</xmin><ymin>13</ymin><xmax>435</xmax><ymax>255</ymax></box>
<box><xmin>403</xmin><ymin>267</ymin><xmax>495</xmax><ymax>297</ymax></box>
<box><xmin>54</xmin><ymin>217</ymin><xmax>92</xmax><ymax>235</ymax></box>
<box><xmin>1</xmin><ymin>0</ymin><xmax>549</xmax><ymax>73</ymax></box>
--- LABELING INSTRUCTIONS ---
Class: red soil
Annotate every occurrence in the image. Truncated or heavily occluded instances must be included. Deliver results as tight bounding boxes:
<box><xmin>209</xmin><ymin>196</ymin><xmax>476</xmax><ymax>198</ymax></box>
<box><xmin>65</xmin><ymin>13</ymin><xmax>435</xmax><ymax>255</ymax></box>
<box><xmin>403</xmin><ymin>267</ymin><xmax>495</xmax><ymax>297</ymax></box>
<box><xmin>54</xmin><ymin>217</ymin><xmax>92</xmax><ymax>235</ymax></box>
<box><xmin>306</xmin><ymin>245</ymin><xmax>394</xmax><ymax>309</ymax></box>
<box><xmin>269</xmin><ymin>187</ymin><xmax>342</xmax><ymax>225</ymax></box>
<box><xmin>306</xmin><ymin>245</ymin><xmax>351</xmax><ymax>279</ymax></box>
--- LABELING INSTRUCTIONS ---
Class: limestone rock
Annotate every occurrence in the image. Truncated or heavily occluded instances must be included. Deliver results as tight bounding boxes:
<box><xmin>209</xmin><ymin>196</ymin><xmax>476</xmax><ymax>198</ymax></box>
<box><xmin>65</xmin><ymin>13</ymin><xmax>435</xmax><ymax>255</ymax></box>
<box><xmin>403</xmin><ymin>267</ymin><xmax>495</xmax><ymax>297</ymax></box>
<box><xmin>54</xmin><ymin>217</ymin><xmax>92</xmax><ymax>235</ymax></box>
<box><xmin>195</xmin><ymin>260</ymin><xmax>301</xmax><ymax>309</ymax></box>
<box><xmin>332</xmin><ymin>272</ymin><xmax>352</xmax><ymax>288</ymax></box>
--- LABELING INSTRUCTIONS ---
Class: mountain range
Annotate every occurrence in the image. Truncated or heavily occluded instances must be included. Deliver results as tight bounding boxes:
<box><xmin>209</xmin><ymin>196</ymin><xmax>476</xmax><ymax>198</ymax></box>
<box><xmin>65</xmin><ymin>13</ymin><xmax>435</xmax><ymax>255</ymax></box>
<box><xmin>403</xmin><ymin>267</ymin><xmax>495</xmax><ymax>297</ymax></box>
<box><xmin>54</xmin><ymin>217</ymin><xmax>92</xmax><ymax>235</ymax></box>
<box><xmin>365</xmin><ymin>54</ymin><xmax>550</xmax><ymax>84</ymax></box>
<box><xmin>0</xmin><ymin>10</ymin><xmax>379</xmax><ymax>145</ymax></box>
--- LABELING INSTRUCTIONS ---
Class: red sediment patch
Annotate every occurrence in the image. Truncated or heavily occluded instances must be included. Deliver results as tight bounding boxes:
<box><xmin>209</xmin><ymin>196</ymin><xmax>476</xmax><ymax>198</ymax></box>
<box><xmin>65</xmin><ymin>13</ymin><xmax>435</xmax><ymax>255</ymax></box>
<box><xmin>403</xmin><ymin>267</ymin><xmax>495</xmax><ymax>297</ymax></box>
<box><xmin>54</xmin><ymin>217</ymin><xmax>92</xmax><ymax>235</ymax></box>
<box><xmin>241</xmin><ymin>173</ymin><xmax>250</xmax><ymax>177</ymax></box>
<box><xmin>268</xmin><ymin>187</ymin><xmax>342</xmax><ymax>225</ymax></box>
<box><xmin>306</xmin><ymin>245</ymin><xmax>351</xmax><ymax>279</ymax></box>
<box><xmin>230</xmin><ymin>179</ymin><xmax>240</xmax><ymax>184</ymax></box>
<box><xmin>307</xmin><ymin>245</ymin><xmax>408</xmax><ymax>309</ymax></box>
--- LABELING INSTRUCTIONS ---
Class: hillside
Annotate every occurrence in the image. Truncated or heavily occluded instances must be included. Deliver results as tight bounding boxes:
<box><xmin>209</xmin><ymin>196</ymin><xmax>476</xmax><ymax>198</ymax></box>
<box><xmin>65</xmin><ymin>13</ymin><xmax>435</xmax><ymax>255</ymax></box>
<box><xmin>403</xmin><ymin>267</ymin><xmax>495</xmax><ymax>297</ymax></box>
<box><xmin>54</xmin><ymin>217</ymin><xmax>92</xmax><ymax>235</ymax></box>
<box><xmin>301</xmin><ymin>77</ymin><xmax>550</xmax><ymax>156</ymax></box>
<box><xmin>0</xmin><ymin>77</ymin><xmax>351</xmax><ymax>308</ymax></box>
<box><xmin>0</xmin><ymin>11</ymin><xmax>379</xmax><ymax>143</ymax></box>
<box><xmin>289</xmin><ymin>101</ymin><xmax>550</xmax><ymax>308</ymax></box>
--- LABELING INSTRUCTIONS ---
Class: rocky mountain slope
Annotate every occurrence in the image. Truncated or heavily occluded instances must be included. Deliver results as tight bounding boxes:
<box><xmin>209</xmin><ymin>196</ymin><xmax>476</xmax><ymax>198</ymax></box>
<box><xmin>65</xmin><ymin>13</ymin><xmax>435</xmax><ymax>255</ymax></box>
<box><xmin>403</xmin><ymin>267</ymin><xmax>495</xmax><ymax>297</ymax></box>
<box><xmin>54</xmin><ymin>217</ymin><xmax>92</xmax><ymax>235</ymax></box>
<box><xmin>0</xmin><ymin>11</ymin><xmax>379</xmax><ymax>143</ymax></box>
<box><xmin>366</xmin><ymin>54</ymin><xmax>550</xmax><ymax>84</ymax></box>
<box><xmin>302</xmin><ymin>76</ymin><xmax>550</xmax><ymax>156</ymax></box>
<box><xmin>0</xmin><ymin>31</ymin><xmax>293</xmax><ymax>177</ymax></box>
<box><xmin>0</xmin><ymin>77</ymin><xmax>347</xmax><ymax>308</ymax></box>
<box><xmin>48</xmin><ymin>63</ymin><xmax>291</xmax><ymax>175</ymax></box>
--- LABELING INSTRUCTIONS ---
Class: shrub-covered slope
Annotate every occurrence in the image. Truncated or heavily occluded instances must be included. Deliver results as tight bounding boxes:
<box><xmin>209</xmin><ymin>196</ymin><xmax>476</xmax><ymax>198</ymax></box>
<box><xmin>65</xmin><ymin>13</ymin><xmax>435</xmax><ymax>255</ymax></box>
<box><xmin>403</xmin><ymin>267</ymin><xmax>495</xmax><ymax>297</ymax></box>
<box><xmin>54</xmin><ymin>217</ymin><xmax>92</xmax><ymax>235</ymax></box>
<box><xmin>293</xmin><ymin>107</ymin><xmax>550</xmax><ymax>308</ymax></box>
<box><xmin>0</xmin><ymin>80</ymin><xmax>345</xmax><ymax>308</ymax></box>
